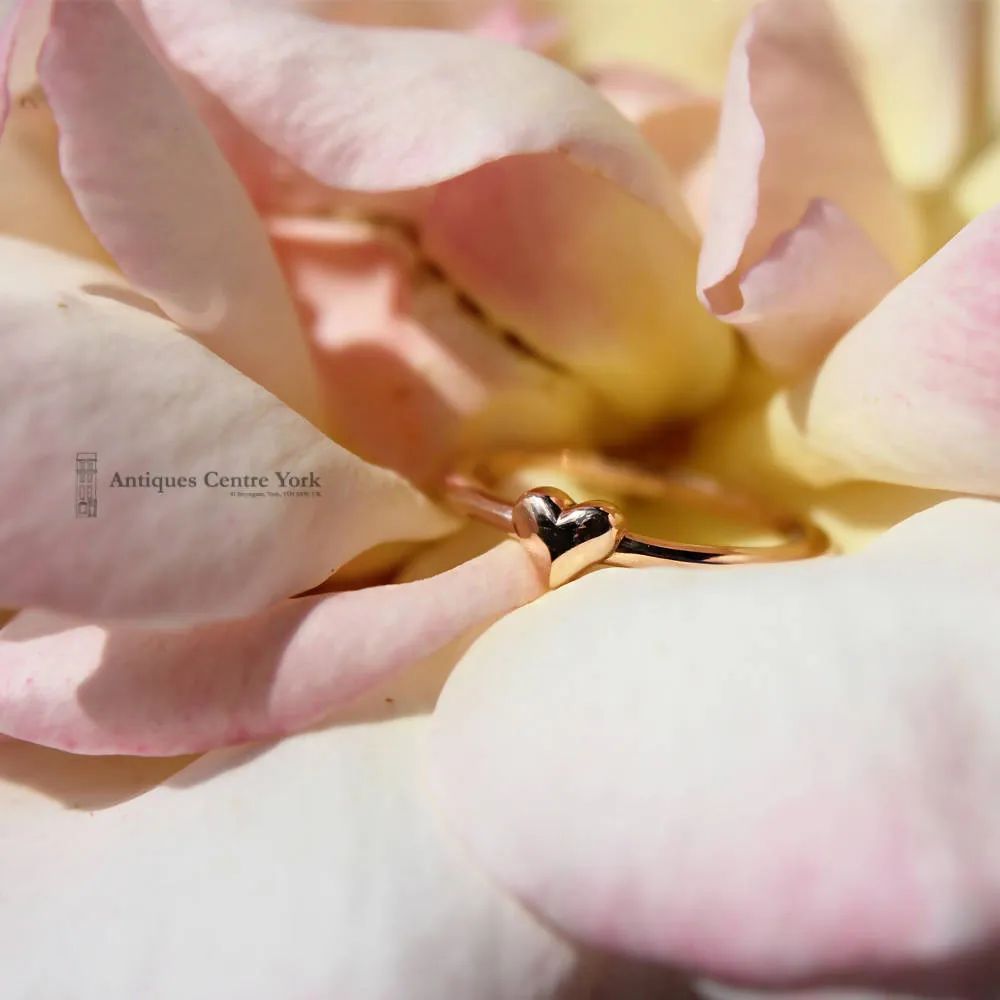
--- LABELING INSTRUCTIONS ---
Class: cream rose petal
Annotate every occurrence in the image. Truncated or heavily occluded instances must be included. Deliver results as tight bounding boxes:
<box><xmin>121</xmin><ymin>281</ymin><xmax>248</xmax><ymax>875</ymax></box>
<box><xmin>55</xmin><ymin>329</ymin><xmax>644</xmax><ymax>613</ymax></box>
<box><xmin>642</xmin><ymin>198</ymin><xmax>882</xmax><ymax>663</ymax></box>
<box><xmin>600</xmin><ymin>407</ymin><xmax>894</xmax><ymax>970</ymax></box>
<box><xmin>562</xmin><ymin>0</ymin><xmax>973</xmax><ymax>192</ymax></box>
<box><xmin>431</xmin><ymin>499</ymin><xmax>1000</xmax><ymax>987</ymax></box>
<box><xmin>0</xmin><ymin>542</ymin><xmax>544</xmax><ymax>755</ymax></box>
<box><xmin>953</xmin><ymin>138</ymin><xmax>1000</xmax><ymax>224</ymax></box>
<box><xmin>828</xmin><ymin>0</ymin><xmax>974</xmax><ymax>190</ymax></box>
<box><xmin>550</xmin><ymin>0</ymin><xmax>754</xmax><ymax>93</ymax></box>
<box><xmin>780</xmin><ymin>204</ymin><xmax>1000</xmax><ymax>496</ymax></box>
<box><xmin>35</xmin><ymin>0</ymin><xmax>325</xmax><ymax>425</ymax></box>
<box><xmin>0</xmin><ymin>718</ymin><xmax>584</xmax><ymax>1000</ymax></box>
<box><xmin>0</xmin><ymin>237</ymin><xmax>449</xmax><ymax>624</ymax></box>
<box><xmin>585</xmin><ymin>65</ymin><xmax>720</xmax><ymax>231</ymax></box>
<box><xmin>683</xmin><ymin>378</ymin><xmax>957</xmax><ymax>555</ymax></box>
<box><xmin>135</xmin><ymin>0</ymin><xmax>737</xmax><ymax>423</ymax></box>
<box><xmin>697</xmin><ymin>0</ymin><xmax>921</xmax><ymax>378</ymax></box>
<box><xmin>0</xmin><ymin>95</ymin><xmax>111</xmax><ymax>262</ymax></box>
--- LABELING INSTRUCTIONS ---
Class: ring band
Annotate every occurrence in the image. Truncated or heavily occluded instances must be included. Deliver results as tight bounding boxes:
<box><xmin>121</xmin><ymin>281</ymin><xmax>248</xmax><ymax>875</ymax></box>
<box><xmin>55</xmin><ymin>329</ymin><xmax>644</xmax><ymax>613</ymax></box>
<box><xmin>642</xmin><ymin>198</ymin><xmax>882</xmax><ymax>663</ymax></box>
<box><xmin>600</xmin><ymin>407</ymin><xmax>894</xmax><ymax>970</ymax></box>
<box><xmin>444</xmin><ymin>450</ymin><xmax>830</xmax><ymax>589</ymax></box>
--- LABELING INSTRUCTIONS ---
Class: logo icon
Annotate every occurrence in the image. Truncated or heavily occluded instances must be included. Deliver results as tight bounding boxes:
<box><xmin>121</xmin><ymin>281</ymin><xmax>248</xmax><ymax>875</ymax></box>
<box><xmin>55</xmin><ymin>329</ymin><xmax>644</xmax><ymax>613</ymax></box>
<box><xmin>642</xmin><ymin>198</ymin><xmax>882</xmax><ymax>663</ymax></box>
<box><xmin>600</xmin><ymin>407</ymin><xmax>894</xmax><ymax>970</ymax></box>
<box><xmin>76</xmin><ymin>452</ymin><xmax>97</xmax><ymax>518</ymax></box>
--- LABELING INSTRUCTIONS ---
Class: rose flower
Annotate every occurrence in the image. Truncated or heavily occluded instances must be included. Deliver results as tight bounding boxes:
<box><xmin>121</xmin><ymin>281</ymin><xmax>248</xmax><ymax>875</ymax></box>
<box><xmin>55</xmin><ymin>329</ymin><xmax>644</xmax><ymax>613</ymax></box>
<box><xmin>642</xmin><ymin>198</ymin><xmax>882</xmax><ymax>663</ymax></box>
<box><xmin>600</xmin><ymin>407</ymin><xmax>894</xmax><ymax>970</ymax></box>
<box><xmin>2</xmin><ymin>0</ymin><xmax>1000</xmax><ymax>997</ymax></box>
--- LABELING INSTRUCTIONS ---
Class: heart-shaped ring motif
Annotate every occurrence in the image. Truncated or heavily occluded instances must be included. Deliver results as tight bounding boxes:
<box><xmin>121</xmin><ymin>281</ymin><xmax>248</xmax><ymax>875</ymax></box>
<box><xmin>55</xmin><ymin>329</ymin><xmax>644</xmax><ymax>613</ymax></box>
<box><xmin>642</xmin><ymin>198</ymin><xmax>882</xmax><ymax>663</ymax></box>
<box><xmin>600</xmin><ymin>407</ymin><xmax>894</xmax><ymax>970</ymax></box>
<box><xmin>512</xmin><ymin>488</ymin><xmax>626</xmax><ymax>589</ymax></box>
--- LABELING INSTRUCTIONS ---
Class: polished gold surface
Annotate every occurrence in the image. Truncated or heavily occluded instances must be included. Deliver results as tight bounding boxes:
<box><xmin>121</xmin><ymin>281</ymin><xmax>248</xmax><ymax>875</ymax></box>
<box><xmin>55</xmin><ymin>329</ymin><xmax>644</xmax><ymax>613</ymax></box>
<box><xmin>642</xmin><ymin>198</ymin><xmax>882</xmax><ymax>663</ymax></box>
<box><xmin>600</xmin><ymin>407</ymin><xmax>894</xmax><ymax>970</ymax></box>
<box><xmin>512</xmin><ymin>487</ymin><xmax>626</xmax><ymax>589</ymax></box>
<box><xmin>444</xmin><ymin>449</ymin><xmax>830</xmax><ymax>589</ymax></box>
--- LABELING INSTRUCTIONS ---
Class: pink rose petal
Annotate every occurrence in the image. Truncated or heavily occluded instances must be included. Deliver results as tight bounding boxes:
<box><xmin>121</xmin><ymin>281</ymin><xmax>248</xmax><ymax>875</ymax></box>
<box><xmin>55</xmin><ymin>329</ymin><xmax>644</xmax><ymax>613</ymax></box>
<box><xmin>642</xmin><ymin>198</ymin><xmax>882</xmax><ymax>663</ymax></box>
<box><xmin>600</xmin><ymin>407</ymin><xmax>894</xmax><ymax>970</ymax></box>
<box><xmin>272</xmin><ymin>217</ymin><xmax>595</xmax><ymax>484</ymax></box>
<box><xmin>137</xmin><ymin>0</ymin><xmax>668</xmax><ymax>205</ymax></box>
<box><xmin>697</xmin><ymin>0</ymin><xmax>921</xmax><ymax>376</ymax></box>
<box><xmin>423</xmin><ymin>153</ymin><xmax>736</xmax><ymax>425</ymax></box>
<box><xmin>0</xmin><ymin>0</ymin><xmax>27</xmax><ymax>130</ymax></box>
<box><xmin>4</xmin><ymin>0</ymin><xmax>45</xmax><ymax>97</ymax></box>
<box><xmin>296</xmin><ymin>0</ymin><xmax>496</xmax><ymax>32</ymax></box>
<box><xmin>470</xmin><ymin>0</ymin><xmax>562</xmax><ymax>51</ymax></box>
<box><xmin>135</xmin><ymin>0</ymin><xmax>738</xmax><ymax>418</ymax></box>
<box><xmin>732</xmin><ymin>199</ymin><xmax>898</xmax><ymax>376</ymax></box>
<box><xmin>431</xmin><ymin>499</ymin><xmax>1000</xmax><ymax>987</ymax></box>
<box><xmin>0</xmin><ymin>542</ymin><xmax>543</xmax><ymax>755</ymax></box>
<box><xmin>785</xmin><ymin>204</ymin><xmax>1000</xmax><ymax>496</ymax></box>
<box><xmin>0</xmin><ymin>237</ymin><xmax>449</xmax><ymax>624</ymax></box>
<box><xmin>38</xmin><ymin>0</ymin><xmax>325</xmax><ymax>425</ymax></box>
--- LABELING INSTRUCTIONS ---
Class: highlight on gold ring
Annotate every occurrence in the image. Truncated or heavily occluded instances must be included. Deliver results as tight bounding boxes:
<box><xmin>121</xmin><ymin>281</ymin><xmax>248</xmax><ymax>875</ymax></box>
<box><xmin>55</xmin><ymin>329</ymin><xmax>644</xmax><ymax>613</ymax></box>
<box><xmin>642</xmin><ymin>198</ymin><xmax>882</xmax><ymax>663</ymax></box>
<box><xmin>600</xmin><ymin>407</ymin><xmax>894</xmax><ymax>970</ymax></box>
<box><xmin>443</xmin><ymin>450</ymin><xmax>831</xmax><ymax>589</ymax></box>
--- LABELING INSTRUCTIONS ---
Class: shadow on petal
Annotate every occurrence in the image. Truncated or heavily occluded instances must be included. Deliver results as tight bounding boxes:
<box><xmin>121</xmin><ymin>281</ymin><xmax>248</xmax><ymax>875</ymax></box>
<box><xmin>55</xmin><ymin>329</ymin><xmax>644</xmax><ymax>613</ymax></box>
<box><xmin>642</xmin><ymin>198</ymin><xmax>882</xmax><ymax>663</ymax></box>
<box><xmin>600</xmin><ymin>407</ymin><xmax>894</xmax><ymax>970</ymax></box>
<box><xmin>0</xmin><ymin>737</ymin><xmax>195</xmax><ymax>811</ymax></box>
<box><xmin>0</xmin><ymin>543</ymin><xmax>544</xmax><ymax>756</ymax></box>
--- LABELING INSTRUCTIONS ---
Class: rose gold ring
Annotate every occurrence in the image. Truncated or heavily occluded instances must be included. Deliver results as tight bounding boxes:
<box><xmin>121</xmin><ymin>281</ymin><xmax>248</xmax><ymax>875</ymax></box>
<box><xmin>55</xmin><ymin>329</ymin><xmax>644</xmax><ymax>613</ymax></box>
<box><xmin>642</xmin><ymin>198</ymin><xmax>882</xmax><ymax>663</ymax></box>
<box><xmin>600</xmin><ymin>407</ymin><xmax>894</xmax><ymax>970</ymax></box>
<box><xmin>443</xmin><ymin>450</ymin><xmax>830</xmax><ymax>589</ymax></box>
